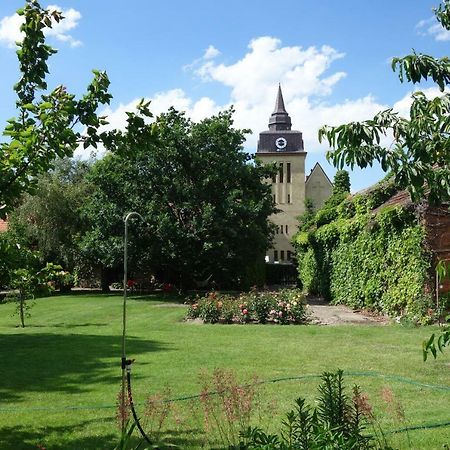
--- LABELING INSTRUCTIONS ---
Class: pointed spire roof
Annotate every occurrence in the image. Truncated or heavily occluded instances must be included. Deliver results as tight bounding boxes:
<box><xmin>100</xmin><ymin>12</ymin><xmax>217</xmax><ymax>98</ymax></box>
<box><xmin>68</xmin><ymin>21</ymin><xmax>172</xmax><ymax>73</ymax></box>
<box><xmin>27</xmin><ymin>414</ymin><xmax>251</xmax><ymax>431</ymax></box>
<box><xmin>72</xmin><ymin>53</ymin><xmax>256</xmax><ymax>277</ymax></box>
<box><xmin>273</xmin><ymin>84</ymin><xmax>287</xmax><ymax>114</ymax></box>
<box><xmin>268</xmin><ymin>84</ymin><xmax>292</xmax><ymax>131</ymax></box>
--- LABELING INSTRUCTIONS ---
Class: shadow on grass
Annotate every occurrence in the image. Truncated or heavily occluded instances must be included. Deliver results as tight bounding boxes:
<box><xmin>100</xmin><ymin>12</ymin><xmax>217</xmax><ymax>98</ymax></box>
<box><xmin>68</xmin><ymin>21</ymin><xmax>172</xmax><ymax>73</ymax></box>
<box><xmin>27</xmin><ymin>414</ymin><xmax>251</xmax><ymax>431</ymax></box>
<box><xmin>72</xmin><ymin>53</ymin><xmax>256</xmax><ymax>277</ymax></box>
<box><xmin>128</xmin><ymin>292</ymin><xmax>186</xmax><ymax>304</ymax></box>
<box><xmin>26</xmin><ymin>322</ymin><xmax>109</xmax><ymax>328</ymax></box>
<box><xmin>0</xmin><ymin>421</ymin><xmax>205</xmax><ymax>450</ymax></box>
<box><xmin>0</xmin><ymin>333</ymin><xmax>171</xmax><ymax>402</ymax></box>
<box><xmin>0</xmin><ymin>419</ymin><xmax>117</xmax><ymax>450</ymax></box>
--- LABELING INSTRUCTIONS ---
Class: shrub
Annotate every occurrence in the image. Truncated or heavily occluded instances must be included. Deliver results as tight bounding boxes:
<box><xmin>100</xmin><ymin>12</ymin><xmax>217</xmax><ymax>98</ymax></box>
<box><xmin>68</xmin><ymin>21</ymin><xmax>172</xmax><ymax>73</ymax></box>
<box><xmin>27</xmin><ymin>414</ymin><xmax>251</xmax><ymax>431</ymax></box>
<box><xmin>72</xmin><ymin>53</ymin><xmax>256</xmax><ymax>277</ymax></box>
<box><xmin>185</xmin><ymin>289</ymin><xmax>307</xmax><ymax>325</ymax></box>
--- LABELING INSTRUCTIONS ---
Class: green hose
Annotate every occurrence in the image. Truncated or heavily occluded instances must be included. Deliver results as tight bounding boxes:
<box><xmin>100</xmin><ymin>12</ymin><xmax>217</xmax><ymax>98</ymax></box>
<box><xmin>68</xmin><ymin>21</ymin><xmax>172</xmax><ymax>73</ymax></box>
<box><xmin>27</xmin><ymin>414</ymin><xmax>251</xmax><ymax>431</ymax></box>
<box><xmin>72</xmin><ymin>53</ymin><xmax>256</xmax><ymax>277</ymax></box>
<box><xmin>1</xmin><ymin>370</ymin><xmax>448</xmax><ymax>413</ymax></box>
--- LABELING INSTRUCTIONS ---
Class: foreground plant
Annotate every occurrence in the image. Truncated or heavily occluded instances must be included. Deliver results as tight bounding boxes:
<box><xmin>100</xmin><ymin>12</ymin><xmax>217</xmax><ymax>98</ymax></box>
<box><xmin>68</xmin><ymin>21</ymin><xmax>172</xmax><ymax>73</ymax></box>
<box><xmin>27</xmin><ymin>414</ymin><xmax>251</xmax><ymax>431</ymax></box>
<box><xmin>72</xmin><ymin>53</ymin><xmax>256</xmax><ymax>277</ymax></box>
<box><xmin>235</xmin><ymin>370</ymin><xmax>396</xmax><ymax>450</ymax></box>
<box><xmin>113</xmin><ymin>421</ymin><xmax>145</xmax><ymax>450</ymax></box>
<box><xmin>200</xmin><ymin>368</ymin><xmax>260</xmax><ymax>449</ymax></box>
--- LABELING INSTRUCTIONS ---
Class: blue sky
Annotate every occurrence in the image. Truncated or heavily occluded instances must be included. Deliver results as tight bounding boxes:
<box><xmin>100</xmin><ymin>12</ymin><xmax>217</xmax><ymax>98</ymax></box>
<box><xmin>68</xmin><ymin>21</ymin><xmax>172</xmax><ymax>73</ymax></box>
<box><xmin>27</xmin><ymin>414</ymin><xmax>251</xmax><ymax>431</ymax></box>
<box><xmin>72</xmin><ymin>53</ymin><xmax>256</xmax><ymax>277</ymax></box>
<box><xmin>0</xmin><ymin>0</ymin><xmax>448</xmax><ymax>192</ymax></box>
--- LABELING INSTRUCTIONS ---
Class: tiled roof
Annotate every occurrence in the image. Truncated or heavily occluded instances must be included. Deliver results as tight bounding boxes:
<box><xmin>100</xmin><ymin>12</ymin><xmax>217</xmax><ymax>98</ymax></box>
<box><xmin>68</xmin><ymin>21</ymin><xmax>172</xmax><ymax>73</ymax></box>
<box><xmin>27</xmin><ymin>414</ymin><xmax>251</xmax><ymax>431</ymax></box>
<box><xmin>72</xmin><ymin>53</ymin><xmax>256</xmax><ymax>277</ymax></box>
<box><xmin>372</xmin><ymin>189</ymin><xmax>414</xmax><ymax>213</ymax></box>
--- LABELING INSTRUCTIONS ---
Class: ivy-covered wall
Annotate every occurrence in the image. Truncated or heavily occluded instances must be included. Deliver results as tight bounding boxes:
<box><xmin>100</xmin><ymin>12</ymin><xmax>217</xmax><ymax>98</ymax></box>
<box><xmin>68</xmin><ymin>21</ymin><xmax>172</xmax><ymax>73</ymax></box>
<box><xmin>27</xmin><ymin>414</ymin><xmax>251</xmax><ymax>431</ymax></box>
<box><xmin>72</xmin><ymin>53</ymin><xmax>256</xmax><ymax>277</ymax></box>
<box><xmin>294</xmin><ymin>180</ymin><xmax>433</xmax><ymax>318</ymax></box>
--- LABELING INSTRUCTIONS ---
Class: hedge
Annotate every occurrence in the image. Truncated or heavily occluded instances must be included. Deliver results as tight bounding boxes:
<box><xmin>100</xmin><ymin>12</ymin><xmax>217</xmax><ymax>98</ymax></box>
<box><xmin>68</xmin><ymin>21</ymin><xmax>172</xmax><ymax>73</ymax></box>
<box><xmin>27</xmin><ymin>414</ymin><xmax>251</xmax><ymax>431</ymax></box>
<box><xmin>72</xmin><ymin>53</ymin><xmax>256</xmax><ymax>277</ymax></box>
<box><xmin>294</xmin><ymin>179</ymin><xmax>433</xmax><ymax>319</ymax></box>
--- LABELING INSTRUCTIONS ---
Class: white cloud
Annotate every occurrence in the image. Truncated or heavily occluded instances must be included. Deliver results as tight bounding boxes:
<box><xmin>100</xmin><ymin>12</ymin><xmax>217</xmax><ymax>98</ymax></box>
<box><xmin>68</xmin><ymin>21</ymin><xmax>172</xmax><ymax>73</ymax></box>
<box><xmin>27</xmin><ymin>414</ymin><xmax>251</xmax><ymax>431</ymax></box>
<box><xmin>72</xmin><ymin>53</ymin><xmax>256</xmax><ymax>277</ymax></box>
<box><xmin>75</xmin><ymin>89</ymin><xmax>221</xmax><ymax>159</ymax></box>
<box><xmin>416</xmin><ymin>16</ymin><xmax>450</xmax><ymax>41</ymax></box>
<box><xmin>194</xmin><ymin>37</ymin><xmax>346</xmax><ymax>106</ymax></box>
<box><xmin>203</xmin><ymin>45</ymin><xmax>220</xmax><ymax>60</ymax></box>
<box><xmin>0</xmin><ymin>11</ymin><xmax>23</xmax><ymax>48</ymax></box>
<box><xmin>186</xmin><ymin>37</ymin><xmax>383</xmax><ymax>152</ymax></box>
<box><xmin>183</xmin><ymin>44</ymin><xmax>221</xmax><ymax>72</ymax></box>
<box><xmin>0</xmin><ymin>4</ymin><xmax>82</xmax><ymax>49</ymax></box>
<box><xmin>46</xmin><ymin>5</ymin><xmax>82</xmax><ymax>47</ymax></box>
<box><xmin>393</xmin><ymin>86</ymin><xmax>449</xmax><ymax>117</ymax></box>
<box><xmin>77</xmin><ymin>36</ymin><xmax>397</xmax><ymax>159</ymax></box>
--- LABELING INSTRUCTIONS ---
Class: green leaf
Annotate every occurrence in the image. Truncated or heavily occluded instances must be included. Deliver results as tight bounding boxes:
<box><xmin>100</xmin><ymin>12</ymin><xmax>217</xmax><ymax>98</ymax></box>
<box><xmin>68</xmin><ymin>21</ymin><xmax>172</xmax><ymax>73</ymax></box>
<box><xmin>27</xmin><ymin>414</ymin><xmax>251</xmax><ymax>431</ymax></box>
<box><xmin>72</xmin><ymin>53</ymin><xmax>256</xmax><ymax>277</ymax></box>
<box><xmin>39</xmin><ymin>102</ymin><xmax>53</xmax><ymax>109</ymax></box>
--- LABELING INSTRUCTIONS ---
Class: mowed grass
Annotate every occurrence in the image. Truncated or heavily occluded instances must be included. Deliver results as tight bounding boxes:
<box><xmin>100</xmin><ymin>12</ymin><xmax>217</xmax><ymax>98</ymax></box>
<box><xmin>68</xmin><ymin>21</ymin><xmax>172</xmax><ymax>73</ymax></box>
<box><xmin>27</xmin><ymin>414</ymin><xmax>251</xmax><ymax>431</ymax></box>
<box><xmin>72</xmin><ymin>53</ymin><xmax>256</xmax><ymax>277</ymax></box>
<box><xmin>0</xmin><ymin>293</ymin><xmax>449</xmax><ymax>449</ymax></box>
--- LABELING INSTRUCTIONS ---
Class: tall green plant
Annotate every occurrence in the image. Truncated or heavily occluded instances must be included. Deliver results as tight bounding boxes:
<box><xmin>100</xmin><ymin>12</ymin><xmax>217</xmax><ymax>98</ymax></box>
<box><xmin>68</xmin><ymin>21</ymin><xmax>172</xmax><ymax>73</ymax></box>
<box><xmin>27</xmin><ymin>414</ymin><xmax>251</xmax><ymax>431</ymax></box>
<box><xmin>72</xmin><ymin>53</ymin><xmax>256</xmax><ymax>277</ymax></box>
<box><xmin>236</xmin><ymin>370</ymin><xmax>393</xmax><ymax>450</ymax></box>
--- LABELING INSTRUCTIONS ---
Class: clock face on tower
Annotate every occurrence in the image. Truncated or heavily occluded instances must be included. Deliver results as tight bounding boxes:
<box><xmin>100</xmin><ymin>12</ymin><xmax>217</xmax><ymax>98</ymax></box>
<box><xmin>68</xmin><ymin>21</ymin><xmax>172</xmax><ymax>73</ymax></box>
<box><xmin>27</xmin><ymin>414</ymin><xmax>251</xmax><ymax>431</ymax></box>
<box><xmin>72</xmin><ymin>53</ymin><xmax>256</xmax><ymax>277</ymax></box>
<box><xmin>275</xmin><ymin>137</ymin><xmax>287</xmax><ymax>150</ymax></box>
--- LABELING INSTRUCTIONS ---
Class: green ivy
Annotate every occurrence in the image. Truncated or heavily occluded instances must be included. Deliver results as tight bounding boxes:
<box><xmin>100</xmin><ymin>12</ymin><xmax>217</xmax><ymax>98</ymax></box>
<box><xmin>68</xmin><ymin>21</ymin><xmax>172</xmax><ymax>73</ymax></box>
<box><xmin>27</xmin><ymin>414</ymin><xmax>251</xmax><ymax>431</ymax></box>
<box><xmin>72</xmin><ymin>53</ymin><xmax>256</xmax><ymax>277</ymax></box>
<box><xmin>294</xmin><ymin>185</ymin><xmax>433</xmax><ymax>318</ymax></box>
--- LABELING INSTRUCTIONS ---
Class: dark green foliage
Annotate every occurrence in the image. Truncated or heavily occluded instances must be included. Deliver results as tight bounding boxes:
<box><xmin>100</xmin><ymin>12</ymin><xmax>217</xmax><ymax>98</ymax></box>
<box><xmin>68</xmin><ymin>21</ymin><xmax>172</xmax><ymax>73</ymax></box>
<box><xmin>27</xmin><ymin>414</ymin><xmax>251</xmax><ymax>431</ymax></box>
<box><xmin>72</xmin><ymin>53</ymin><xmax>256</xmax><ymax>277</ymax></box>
<box><xmin>295</xmin><ymin>182</ymin><xmax>432</xmax><ymax>318</ymax></box>
<box><xmin>236</xmin><ymin>370</ymin><xmax>390</xmax><ymax>450</ymax></box>
<box><xmin>7</xmin><ymin>158</ymin><xmax>92</xmax><ymax>273</ymax></box>
<box><xmin>81</xmin><ymin>107</ymin><xmax>275</xmax><ymax>289</ymax></box>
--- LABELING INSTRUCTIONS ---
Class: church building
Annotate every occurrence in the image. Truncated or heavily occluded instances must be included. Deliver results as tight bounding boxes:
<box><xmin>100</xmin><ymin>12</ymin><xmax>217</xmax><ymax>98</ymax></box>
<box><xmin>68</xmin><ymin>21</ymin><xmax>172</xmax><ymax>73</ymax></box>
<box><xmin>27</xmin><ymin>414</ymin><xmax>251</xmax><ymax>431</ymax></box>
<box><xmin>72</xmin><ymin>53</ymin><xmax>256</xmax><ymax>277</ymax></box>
<box><xmin>256</xmin><ymin>85</ymin><xmax>333</xmax><ymax>264</ymax></box>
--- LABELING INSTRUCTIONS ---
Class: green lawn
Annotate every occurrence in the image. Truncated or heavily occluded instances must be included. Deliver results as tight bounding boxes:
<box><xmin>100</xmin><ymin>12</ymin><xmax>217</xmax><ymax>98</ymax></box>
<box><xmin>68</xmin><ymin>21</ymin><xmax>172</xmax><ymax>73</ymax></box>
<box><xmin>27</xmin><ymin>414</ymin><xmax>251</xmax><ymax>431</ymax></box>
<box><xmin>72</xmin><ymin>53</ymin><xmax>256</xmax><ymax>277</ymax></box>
<box><xmin>0</xmin><ymin>293</ymin><xmax>449</xmax><ymax>449</ymax></box>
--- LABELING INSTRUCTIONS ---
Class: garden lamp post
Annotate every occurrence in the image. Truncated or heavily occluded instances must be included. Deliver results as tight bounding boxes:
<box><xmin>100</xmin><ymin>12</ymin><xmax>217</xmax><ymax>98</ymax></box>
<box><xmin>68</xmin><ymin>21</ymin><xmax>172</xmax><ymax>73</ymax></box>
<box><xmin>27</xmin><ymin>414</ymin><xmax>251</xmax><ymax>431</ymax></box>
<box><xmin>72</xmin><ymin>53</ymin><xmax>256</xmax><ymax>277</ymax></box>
<box><xmin>121</xmin><ymin>211</ymin><xmax>144</xmax><ymax>433</ymax></box>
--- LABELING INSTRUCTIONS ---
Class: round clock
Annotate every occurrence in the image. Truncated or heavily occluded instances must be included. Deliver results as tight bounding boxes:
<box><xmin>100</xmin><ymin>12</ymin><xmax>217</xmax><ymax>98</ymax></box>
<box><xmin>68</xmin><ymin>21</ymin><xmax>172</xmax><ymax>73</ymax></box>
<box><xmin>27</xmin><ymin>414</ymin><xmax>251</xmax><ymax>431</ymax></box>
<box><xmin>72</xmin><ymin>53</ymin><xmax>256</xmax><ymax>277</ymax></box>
<box><xmin>275</xmin><ymin>137</ymin><xmax>287</xmax><ymax>150</ymax></box>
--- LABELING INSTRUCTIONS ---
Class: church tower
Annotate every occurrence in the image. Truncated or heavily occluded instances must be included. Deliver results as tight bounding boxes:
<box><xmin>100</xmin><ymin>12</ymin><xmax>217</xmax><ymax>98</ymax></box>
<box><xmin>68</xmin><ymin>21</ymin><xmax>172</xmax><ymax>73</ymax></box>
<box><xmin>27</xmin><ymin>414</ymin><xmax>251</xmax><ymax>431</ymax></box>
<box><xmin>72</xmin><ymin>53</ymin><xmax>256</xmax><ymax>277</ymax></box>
<box><xmin>256</xmin><ymin>85</ymin><xmax>307</xmax><ymax>264</ymax></box>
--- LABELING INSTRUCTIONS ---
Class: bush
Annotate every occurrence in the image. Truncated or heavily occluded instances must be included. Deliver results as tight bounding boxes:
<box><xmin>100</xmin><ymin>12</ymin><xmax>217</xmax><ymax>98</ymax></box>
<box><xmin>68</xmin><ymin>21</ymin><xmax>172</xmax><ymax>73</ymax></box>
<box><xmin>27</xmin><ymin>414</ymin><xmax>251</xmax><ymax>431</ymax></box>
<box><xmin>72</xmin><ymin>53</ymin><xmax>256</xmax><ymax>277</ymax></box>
<box><xmin>185</xmin><ymin>289</ymin><xmax>307</xmax><ymax>325</ymax></box>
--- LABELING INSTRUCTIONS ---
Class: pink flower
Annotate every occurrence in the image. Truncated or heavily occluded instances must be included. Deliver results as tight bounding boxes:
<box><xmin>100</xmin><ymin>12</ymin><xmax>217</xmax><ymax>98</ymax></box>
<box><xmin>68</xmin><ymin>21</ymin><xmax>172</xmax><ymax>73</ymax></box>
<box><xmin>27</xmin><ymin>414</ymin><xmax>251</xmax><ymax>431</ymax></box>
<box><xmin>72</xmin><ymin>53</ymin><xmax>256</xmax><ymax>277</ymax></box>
<box><xmin>242</xmin><ymin>309</ymin><xmax>248</xmax><ymax>315</ymax></box>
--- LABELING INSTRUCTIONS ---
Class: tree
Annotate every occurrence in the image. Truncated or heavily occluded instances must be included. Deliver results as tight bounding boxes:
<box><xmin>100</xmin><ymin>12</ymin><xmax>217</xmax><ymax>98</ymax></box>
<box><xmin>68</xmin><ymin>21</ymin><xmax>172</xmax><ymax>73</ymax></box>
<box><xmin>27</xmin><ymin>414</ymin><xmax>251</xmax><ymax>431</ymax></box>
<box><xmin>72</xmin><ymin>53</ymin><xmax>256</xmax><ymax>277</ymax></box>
<box><xmin>332</xmin><ymin>170</ymin><xmax>350</xmax><ymax>196</ymax></box>
<box><xmin>0</xmin><ymin>0</ymin><xmax>111</xmax><ymax>218</ymax></box>
<box><xmin>80</xmin><ymin>106</ymin><xmax>276</xmax><ymax>290</ymax></box>
<box><xmin>318</xmin><ymin>1</ymin><xmax>450</xmax><ymax>206</ymax></box>
<box><xmin>7</xmin><ymin>158</ymin><xmax>92</xmax><ymax>272</ymax></box>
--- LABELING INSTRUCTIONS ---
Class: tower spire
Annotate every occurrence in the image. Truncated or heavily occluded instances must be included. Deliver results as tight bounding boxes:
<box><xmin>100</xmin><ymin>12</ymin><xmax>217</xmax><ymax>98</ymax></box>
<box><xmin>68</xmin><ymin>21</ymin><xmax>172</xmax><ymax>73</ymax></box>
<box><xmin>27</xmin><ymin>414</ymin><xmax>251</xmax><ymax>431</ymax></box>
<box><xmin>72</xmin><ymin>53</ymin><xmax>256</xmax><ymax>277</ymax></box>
<box><xmin>268</xmin><ymin>84</ymin><xmax>292</xmax><ymax>131</ymax></box>
<box><xmin>273</xmin><ymin>83</ymin><xmax>287</xmax><ymax>114</ymax></box>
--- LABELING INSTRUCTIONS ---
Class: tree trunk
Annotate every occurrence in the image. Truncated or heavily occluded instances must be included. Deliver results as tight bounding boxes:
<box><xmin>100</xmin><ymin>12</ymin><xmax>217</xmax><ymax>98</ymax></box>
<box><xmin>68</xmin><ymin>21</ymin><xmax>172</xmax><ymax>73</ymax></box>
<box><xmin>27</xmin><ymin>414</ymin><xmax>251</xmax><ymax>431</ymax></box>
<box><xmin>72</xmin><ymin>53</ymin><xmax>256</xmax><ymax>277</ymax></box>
<box><xmin>19</xmin><ymin>295</ymin><xmax>25</xmax><ymax>328</ymax></box>
<box><xmin>100</xmin><ymin>267</ymin><xmax>111</xmax><ymax>293</ymax></box>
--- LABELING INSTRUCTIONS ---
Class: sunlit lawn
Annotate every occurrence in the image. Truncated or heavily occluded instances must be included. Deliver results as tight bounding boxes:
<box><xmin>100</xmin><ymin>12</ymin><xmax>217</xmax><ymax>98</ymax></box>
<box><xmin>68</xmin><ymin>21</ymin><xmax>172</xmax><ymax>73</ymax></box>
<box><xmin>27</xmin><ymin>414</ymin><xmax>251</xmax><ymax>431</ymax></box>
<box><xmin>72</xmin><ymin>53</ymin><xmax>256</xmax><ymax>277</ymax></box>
<box><xmin>0</xmin><ymin>293</ymin><xmax>449</xmax><ymax>449</ymax></box>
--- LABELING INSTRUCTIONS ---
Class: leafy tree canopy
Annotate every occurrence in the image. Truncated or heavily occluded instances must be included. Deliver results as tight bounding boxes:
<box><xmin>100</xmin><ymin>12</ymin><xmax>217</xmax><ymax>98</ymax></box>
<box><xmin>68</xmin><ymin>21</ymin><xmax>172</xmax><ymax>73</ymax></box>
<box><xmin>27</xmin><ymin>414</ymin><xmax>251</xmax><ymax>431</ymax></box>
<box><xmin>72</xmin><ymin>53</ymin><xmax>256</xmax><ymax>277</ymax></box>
<box><xmin>319</xmin><ymin>1</ymin><xmax>450</xmax><ymax>205</ymax></box>
<box><xmin>332</xmin><ymin>170</ymin><xmax>350</xmax><ymax>196</ymax></box>
<box><xmin>80</xmin><ymin>106</ymin><xmax>276</xmax><ymax>289</ymax></box>
<box><xmin>7</xmin><ymin>158</ymin><xmax>92</xmax><ymax>271</ymax></box>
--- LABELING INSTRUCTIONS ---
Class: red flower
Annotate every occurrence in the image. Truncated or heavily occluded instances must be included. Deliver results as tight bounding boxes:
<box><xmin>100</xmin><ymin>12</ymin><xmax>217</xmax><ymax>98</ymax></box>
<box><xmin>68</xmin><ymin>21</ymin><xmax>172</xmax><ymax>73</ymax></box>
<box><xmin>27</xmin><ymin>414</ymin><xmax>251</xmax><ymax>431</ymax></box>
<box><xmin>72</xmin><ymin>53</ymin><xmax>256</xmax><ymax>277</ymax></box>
<box><xmin>242</xmin><ymin>309</ymin><xmax>248</xmax><ymax>315</ymax></box>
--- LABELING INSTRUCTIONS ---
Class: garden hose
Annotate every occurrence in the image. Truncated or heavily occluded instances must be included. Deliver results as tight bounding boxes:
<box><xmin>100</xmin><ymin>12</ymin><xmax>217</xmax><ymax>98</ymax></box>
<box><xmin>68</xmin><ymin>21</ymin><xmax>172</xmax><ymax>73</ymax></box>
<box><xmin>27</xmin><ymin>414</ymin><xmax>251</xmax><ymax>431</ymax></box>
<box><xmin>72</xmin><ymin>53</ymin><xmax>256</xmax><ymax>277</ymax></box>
<box><xmin>1</xmin><ymin>370</ymin><xmax>449</xmax><ymax>413</ymax></box>
<box><xmin>123</xmin><ymin>358</ymin><xmax>153</xmax><ymax>445</ymax></box>
<box><xmin>1</xmin><ymin>370</ymin><xmax>449</xmax><ymax>438</ymax></box>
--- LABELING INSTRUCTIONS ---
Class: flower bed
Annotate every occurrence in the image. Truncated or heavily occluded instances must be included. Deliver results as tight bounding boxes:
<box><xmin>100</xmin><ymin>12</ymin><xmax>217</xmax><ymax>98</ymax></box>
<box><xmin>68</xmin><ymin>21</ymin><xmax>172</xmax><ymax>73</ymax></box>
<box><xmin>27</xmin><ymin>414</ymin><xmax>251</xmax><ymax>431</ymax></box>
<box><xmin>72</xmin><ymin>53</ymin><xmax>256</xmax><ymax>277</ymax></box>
<box><xmin>185</xmin><ymin>289</ymin><xmax>308</xmax><ymax>324</ymax></box>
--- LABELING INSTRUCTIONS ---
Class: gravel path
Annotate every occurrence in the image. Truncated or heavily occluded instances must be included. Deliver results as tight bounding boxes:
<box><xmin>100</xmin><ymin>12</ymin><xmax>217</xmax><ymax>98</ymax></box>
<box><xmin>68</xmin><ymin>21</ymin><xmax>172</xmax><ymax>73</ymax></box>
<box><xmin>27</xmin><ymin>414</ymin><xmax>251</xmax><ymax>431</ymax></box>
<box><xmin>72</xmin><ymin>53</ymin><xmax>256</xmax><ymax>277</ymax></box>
<box><xmin>306</xmin><ymin>297</ymin><xmax>389</xmax><ymax>326</ymax></box>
